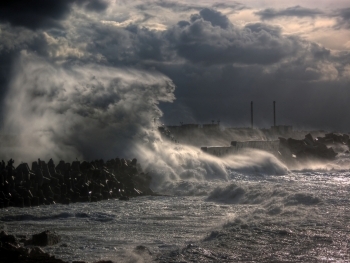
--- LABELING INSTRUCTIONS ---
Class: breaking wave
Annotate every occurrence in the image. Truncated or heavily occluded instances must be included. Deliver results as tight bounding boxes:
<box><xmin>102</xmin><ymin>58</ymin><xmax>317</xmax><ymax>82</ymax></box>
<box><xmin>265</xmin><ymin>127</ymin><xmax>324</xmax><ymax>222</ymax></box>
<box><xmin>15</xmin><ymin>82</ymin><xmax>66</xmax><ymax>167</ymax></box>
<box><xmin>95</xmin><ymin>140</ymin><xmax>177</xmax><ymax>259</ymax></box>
<box><xmin>0</xmin><ymin>52</ymin><xmax>290</xmax><ymax>193</ymax></box>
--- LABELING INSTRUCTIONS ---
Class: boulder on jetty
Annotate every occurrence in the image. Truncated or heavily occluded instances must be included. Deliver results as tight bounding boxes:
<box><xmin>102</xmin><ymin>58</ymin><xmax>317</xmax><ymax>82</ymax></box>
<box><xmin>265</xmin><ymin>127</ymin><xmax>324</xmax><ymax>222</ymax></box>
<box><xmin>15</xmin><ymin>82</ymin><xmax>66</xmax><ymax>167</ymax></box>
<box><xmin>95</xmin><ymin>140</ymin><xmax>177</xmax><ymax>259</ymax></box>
<box><xmin>279</xmin><ymin>133</ymin><xmax>338</xmax><ymax>161</ymax></box>
<box><xmin>0</xmin><ymin>157</ymin><xmax>154</xmax><ymax>209</ymax></box>
<box><xmin>30</xmin><ymin>230</ymin><xmax>61</xmax><ymax>247</ymax></box>
<box><xmin>316</xmin><ymin>133</ymin><xmax>349</xmax><ymax>145</ymax></box>
<box><xmin>0</xmin><ymin>229</ymin><xmax>120</xmax><ymax>263</ymax></box>
<box><xmin>0</xmin><ymin>231</ymin><xmax>17</xmax><ymax>244</ymax></box>
<box><xmin>0</xmin><ymin>230</ymin><xmax>65</xmax><ymax>263</ymax></box>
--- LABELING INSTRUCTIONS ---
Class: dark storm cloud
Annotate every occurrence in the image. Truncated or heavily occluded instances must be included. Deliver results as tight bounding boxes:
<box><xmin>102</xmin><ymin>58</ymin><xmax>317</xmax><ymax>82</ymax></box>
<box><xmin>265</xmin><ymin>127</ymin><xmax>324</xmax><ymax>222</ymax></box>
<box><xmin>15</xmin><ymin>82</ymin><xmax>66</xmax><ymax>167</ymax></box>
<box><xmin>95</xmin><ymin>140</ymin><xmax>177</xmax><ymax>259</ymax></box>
<box><xmin>158</xmin><ymin>57</ymin><xmax>350</xmax><ymax>132</ymax></box>
<box><xmin>77</xmin><ymin>8</ymin><xmax>302</xmax><ymax>66</ymax></box>
<box><xmin>166</xmin><ymin>10</ymin><xmax>301</xmax><ymax>65</ymax></box>
<box><xmin>82</xmin><ymin>0</ymin><xmax>109</xmax><ymax>12</ymax></box>
<box><xmin>83</xmin><ymin>23</ymin><xmax>167</xmax><ymax>66</ymax></box>
<box><xmin>199</xmin><ymin>8</ymin><xmax>231</xmax><ymax>29</ymax></box>
<box><xmin>137</xmin><ymin>1</ymin><xmax>247</xmax><ymax>14</ymax></box>
<box><xmin>256</xmin><ymin>6</ymin><xmax>324</xmax><ymax>20</ymax></box>
<box><xmin>0</xmin><ymin>0</ymin><xmax>72</xmax><ymax>29</ymax></box>
<box><xmin>136</xmin><ymin>1</ymin><xmax>201</xmax><ymax>12</ymax></box>
<box><xmin>334</xmin><ymin>8</ymin><xmax>350</xmax><ymax>29</ymax></box>
<box><xmin>0</xmin><ymin>0</ymin><xmax>109</xmax><ymax>30</ymax></box>
<box><xmin>211</xmin><ymin>2</ymin><xmax>247</xmax><ymax>11</ymax></box>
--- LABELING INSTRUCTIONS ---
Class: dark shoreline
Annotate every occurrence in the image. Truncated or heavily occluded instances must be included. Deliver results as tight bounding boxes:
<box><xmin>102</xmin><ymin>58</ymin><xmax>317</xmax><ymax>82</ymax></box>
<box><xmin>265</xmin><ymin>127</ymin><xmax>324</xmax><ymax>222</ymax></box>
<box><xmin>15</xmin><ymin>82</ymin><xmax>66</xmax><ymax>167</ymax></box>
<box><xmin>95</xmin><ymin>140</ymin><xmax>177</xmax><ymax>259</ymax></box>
<box><xmin>0</xmin><ymin>157</ymin><xmax>154</xmax><ymax>210</ymax></box>
<box><xmin>0</xmin><ymin>228</ymin><xmax>107</xmax><ymax>263</ymax></box>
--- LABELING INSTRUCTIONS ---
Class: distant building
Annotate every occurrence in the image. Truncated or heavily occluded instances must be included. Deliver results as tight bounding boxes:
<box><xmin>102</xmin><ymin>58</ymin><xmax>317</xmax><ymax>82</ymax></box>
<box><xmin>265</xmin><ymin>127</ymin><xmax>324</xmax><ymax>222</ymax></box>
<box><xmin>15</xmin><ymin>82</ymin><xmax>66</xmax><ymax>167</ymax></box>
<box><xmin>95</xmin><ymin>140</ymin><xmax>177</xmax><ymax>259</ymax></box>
<box><xmin>166</xmin><ymin>123</ymin><xmax>221</xmax><ymax>132</ymax></box>
<box><xmin>181</xmin><ymin>124</ymin><xmax>200</xmax><ymax>130</ymax></box>
<box><xmin>202</xmin><ymin>123</ymin><xmax>220</xmax><ymax>131</ymax></box>
<box><xmin>201</xmin><ymin>140</ymin><xmax>280</xmax><ymax>157</ymax></box>
<box><xmin>166</xmin><ymin>123</ymin><xmax>200</xmax><ymax>133</ymax></box>
<box><xmin>271</xmin><ymin>125</ymin><xmax>293</xmax><ymax>134</ymax></box>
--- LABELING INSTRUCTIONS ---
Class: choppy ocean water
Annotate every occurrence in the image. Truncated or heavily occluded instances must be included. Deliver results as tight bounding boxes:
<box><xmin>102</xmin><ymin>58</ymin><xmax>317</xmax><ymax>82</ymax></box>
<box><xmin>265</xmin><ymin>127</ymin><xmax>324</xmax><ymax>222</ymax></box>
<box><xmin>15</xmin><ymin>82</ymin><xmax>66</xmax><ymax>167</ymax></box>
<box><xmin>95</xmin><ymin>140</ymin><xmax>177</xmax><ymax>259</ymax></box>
<box><xmin>1</xmin><ymin>151</ymin><xmax>350</xmax><ymax>262</ymax></box>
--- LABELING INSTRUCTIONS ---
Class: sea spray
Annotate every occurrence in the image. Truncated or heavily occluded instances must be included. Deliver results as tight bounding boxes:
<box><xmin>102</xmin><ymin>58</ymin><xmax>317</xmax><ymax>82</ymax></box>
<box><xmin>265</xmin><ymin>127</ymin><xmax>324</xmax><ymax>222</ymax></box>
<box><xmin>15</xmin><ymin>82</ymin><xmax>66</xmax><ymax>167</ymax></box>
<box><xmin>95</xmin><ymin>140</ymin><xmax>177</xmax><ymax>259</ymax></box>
<box><xmin>136</xmin><ymin>140</ymin><xmax>289</xmax><ymax>194</ymax></box>
<box><xmin>1</xmin><ymin>52</ymin><xmax>175</xmax><ymax>162</ymax></box>
<box><xmin>2</xmin><ymin>52</ymin><xmax>289</xmax><ymax>196</ymax></box>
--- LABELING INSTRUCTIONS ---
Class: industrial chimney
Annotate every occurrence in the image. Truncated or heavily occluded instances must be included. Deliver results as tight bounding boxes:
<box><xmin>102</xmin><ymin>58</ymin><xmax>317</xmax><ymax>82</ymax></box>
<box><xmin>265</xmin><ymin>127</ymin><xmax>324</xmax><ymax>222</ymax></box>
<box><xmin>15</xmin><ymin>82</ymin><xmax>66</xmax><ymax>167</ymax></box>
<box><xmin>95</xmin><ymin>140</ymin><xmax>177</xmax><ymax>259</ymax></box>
<box><xmin>273</xmin><ymin>101</ymin><xmax>276</xmax><ymax>127</ymax></box>
<box><xmin>251</xmin><ymin>101</ymin><xmax>253</xmax><ymax>129</ymax></box>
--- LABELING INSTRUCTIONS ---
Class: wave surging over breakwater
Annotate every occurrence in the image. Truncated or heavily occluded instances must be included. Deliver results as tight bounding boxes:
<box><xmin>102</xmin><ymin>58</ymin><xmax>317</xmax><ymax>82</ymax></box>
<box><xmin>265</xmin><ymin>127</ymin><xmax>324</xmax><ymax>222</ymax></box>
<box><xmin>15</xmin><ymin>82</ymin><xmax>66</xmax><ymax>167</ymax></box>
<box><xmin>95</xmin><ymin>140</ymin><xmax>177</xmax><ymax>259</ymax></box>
<box><xmin>137</xmin><ymin>142</ymin><xmax>289</xmax><ymax>193</ymax></box>
<box><xmin>1</xmin><ymin>53</ymin><xmax>175</xmax><ymax>162</ymax></box>
<box><xmin>0</xmin><ymin>52</ymin><xmax>290</xmax><ymax>193</ymax></box>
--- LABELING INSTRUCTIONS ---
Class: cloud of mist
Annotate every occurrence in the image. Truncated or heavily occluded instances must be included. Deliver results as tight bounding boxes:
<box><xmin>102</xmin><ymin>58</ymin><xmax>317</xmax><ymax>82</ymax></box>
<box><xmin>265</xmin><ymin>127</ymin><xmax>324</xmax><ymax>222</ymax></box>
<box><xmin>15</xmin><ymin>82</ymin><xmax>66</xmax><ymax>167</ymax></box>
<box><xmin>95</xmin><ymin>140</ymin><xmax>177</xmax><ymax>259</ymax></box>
<box><xmin>1</xmin><ymin>52</ymin><xmax>175</xmax><ymax>162</ymax></box>
<box><xmin>0</xmin><ymin>51</ymin><xmax>288</xmax><ymax>191</ymax></box>
<box><xmin>135</xmin><ymin>140</ymin><xmax>288</xmax><ymax>193</ymax></box>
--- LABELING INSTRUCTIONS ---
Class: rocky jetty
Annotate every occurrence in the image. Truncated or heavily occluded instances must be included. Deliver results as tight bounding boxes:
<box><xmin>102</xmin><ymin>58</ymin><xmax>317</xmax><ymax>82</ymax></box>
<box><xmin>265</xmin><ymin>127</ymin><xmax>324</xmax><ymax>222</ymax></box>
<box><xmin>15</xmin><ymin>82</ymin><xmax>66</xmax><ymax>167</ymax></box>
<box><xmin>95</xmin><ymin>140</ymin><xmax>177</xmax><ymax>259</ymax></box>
<box><xmin>0</xmin><ymin>230</ymin><xmax>66</xmax><ymax>263</ymax></box>
<box><xmin>279</xmin><ymin>133</ymin><xmax>341</xmax><ymax>162</ymax></box>
<box><xmin>0</xmin><ymin>157</ymin><xmax>154</xmax><ymax>209</ymax></box>
<box><xmin>0</xmin><ymin>229</ymin><xmax>119</xmax><ymax>263</ymax></box>
<box><xmin>316</xmin><ymin>132</ymin><xmax>350</xmax><ymax>146</ymax></box>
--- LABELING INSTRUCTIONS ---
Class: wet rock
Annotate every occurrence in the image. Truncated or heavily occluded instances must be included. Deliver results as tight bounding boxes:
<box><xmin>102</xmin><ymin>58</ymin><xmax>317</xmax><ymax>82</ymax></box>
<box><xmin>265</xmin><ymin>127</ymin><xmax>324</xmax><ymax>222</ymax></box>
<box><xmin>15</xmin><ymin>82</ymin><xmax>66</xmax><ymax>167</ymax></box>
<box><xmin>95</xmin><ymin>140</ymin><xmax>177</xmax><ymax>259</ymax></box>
<box><xmin>0</xmin><ymin>231</ymin><xmax>17</xmax><ymax>244</ymax></box>
<box><xmin>31</xmin><ymin>230</ymin><xmax>61</xmax><ymax>246</ymax></box>
<box><xmin>134</xmin><ymin>245</ymin><xmax>152</xmax><ymax>255</ymax></box>
<box><xmin>29</xmin><ymin>246</ymin><xmax>46</xmax><ymax>256</ymax></box>
<box><xmin>279</xmin><ymin>136</ymin><xmax>338</xmax><ymax>161</ymax></box>
<box><xmin>1</xmin><ymin>156</ymin><xmax>154</xmax><ymax>211</ymax></box>
<box><xmin>119</xmin><ymin>196</ymin><xmax>129</xmax><ymax>201</ymax></box>
<box><xmin>0</xmin><ymin>225</ymin><xmax>7</xmax><ymax>231</ymax></box>
<box><xmin>0</xmin><ymin>241</ymin><xmax>67</xmax><ymax>263</ymax></box>
<box><xmin>304</xmin><ymin>133</ymin><xmax>314</xmax><ymax>146</ymax></box>
<box><xmin>156</xmin><ymin>243</ymin><xmax>233</xmax><ymax>262</ymax></box>
<box><xmin>278</xmin><ymin>229</ymin><xmax>293</xmax><ymax>236</ymax></box>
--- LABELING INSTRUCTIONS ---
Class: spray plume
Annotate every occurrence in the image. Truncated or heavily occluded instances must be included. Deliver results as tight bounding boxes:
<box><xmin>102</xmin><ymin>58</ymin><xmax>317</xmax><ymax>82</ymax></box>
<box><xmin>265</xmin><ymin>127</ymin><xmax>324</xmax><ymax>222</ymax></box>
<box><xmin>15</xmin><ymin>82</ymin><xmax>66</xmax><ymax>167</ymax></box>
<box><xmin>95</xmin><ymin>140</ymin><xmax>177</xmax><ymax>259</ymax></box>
<box><xmin>1</xmin><ymin>52</ymin><xmax>175</xmax><ymax>162</ymax></box>
<box><xmin>0</xmin><ymin>52</ymin><xmax>290</xmax><ymax>193</ymax></box>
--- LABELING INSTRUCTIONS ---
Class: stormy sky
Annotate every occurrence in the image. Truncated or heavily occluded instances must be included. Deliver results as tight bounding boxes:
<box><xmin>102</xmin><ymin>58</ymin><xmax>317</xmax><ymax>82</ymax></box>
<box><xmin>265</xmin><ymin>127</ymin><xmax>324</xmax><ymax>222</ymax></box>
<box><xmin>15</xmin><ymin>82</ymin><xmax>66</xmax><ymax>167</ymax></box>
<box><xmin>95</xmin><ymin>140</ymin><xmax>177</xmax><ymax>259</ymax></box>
<box><xmin>1</xmin><ymin>0</ymin><xmax>350</xmax><ymax>160</ymax></box>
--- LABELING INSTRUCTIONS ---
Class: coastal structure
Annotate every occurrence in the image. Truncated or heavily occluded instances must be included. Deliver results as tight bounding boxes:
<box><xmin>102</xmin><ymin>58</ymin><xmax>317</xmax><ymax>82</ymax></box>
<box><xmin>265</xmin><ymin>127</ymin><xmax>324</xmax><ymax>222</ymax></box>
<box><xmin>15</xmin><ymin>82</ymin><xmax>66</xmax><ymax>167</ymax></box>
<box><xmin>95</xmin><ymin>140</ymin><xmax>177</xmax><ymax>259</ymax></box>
<box><xmin>201</xmin><ymin>140</ymin><xmax>280</xmax><ymax>157</ymax></box>
<box><xmin>0</xmin><ymin>158</ymin><xmax>153</xmax><ymax>209</ymax></box>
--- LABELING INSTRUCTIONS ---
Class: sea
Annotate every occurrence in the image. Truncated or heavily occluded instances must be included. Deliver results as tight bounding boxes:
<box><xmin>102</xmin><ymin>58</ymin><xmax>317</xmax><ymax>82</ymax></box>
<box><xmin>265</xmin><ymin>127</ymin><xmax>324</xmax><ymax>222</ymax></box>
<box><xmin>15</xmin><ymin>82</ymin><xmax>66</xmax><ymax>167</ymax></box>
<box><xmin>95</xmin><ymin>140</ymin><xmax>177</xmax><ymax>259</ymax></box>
<box><xmin>1</xmin><ymin>147</ymin><xmax>349</xmax><ymax>263</ymax></box>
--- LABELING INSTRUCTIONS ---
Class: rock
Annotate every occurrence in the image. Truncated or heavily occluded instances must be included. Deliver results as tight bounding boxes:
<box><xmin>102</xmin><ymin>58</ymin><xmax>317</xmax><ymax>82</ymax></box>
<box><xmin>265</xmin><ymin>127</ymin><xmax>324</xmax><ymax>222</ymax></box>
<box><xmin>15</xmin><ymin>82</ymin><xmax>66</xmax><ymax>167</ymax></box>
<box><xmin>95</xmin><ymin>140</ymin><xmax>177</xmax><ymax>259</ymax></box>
<box><xmin>31</xmin><ymin>230</ymin><xmax>61</xmax><ymax>246</ymax></box>
<box><xmin>0</xmin><ymin>225</ymin><xmax>7</xmax><ymax>232</ymax></box>
<box><xmin>134</xmin><ymin>245</ymin><xmax>152</xmax><ymax>255</ymax></box>
<box><xmin>278</xmin><ymin>137</ymin><xmax>287</xmax><ymax>145</ymax></box>
<box><xmin>0</xmin><ymin>243</ymin><xmax>19</xmax><ymax>262</ymax></box>
<box><xmin>280</xmin><ymin>136</ymin><xmax>338</xmax><ymax>161</ymax></box>
<box><xmin>29</xmin><ymin>246</ymin><xmax>46</xmax><ymax>256</ymax></box>
<box><xmin>304</xmin><ymin>133</ymin><xmax>314</xmax><ymax>146</ymax></box>
<box><xmin>325</xmin><ymin>133</ymin><xmax>347</xmax><ymax>144</ymax></box>
<box><xmin>0</xmin><ymin>231</ymin><xmax>17</xmax><ymax>244</ymax></box>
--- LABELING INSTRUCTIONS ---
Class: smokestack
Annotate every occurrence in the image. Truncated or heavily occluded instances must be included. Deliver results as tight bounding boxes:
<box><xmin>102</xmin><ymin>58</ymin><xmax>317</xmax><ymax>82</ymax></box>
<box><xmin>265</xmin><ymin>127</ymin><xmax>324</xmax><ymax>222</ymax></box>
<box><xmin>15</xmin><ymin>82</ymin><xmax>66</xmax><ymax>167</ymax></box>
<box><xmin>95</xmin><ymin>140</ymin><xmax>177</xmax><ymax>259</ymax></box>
<box><xmin>251</xmin><ymin>101</ymin><xmax>253</xmax><ymax>129</ymax></box>
<box><xmin>273</xmin><ymin>101</ymin><xmax>276</xmax><ymax>127</ymax></box>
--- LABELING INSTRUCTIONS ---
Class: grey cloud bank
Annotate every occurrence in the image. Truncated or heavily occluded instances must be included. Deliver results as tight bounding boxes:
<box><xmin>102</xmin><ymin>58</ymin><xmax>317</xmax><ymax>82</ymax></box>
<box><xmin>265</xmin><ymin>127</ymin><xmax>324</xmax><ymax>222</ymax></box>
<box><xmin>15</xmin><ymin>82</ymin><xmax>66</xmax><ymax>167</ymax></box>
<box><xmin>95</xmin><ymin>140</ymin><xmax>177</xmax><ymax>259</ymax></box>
<box><xmin>255</xmin><ymin>6</ymin><xmax>324</xmax><ymax>20</ymax></box>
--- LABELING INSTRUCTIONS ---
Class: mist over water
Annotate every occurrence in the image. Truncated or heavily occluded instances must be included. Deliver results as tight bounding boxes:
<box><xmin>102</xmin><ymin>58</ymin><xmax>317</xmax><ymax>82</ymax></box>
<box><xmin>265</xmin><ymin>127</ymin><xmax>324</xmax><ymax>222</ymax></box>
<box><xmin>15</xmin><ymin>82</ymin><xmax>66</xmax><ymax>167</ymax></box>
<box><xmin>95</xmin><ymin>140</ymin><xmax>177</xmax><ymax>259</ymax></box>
<box><xmin>0</xmin><ymin>52</ymin><xmax>291</xmax><ymax>192</ymax></box>
<box><xmin>1</xmin><ymin>52</ymin><xmax>175</xmax><ymax>162</ymax></box>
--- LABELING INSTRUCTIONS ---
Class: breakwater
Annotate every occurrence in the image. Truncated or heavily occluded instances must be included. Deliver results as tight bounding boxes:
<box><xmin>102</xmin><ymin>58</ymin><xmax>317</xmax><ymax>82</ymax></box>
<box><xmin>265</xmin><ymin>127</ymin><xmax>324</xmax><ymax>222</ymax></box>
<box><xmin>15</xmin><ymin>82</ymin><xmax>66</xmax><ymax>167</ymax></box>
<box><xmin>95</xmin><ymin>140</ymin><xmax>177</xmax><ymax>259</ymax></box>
<box><xmin>201</xmin><ymin>140</ymin><xmax>280</xmax><ymax>157</ymax></box>
<box><xmin>0</xmin><ymin>158</ymin><xmax>153</xmax><ymax>209</ymax></box>
<box><xmin>200</xmin><ymin>133</ymin><xmax>346</xmax><ymax>168</ymax></box>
